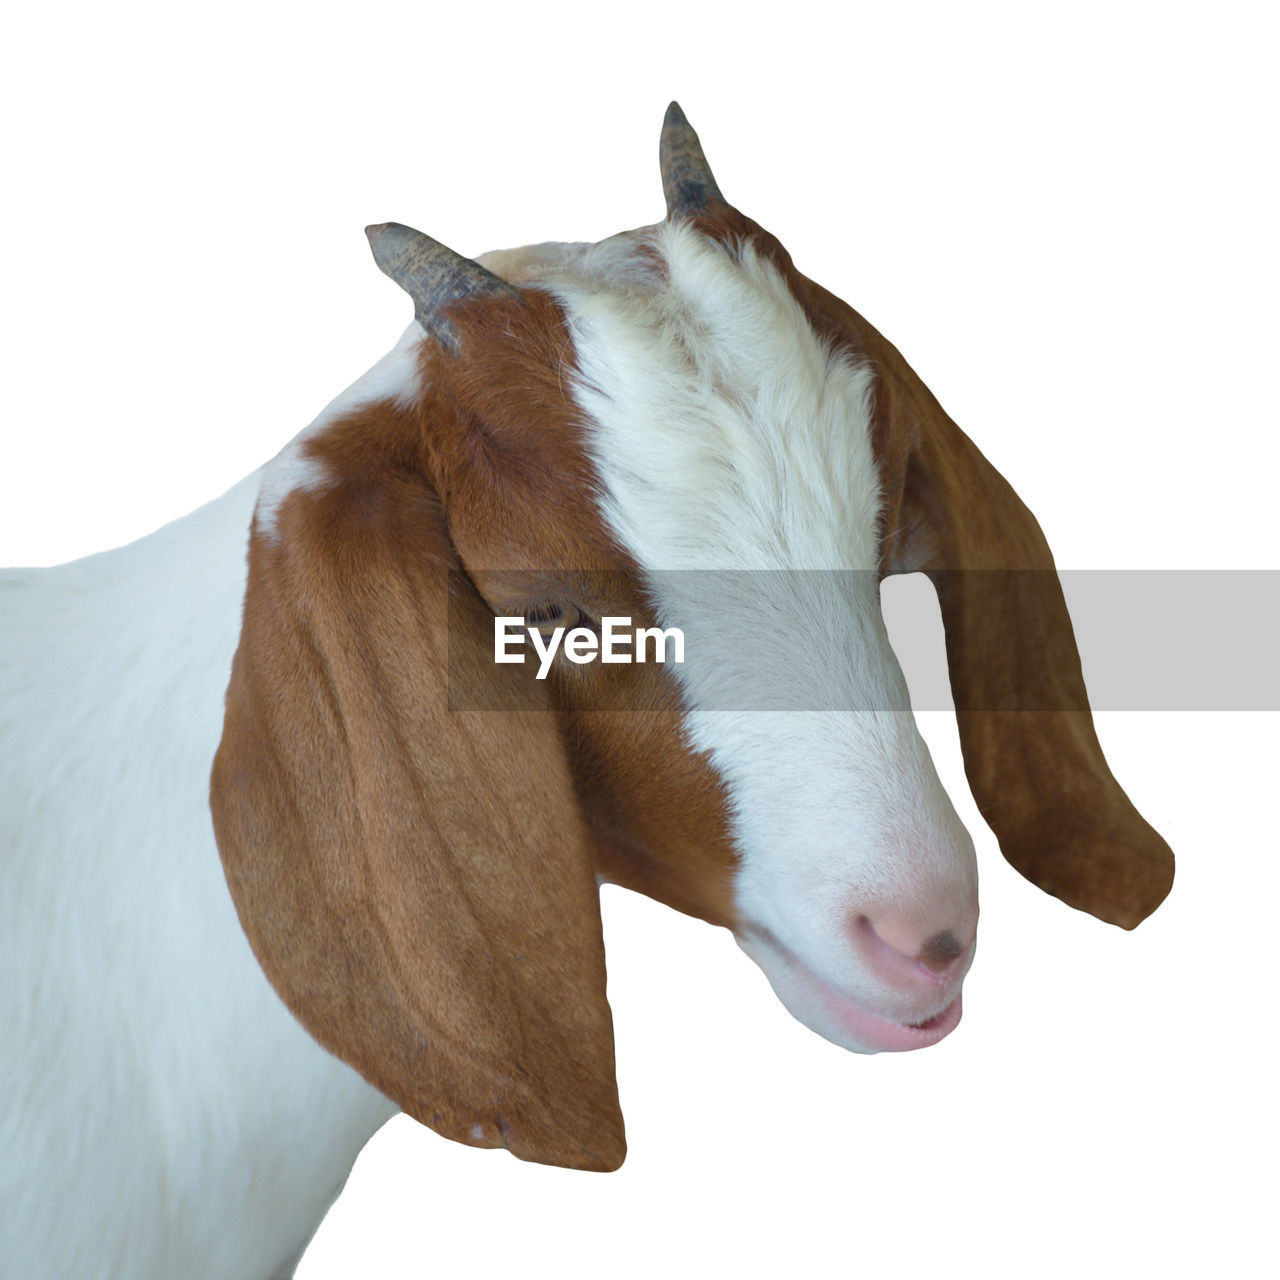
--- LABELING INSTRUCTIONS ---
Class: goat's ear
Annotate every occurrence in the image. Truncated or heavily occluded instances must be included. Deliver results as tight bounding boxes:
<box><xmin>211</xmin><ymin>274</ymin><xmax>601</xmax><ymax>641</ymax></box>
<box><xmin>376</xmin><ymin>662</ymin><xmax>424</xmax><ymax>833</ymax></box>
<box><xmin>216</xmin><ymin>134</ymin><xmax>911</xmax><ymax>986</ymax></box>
<box><xmin>869</xmin><ymin>334</ymin><xmax>1175</xmax><ymax>928</ymax></box>
<box><xmin>210</xmin><ymin>453</ymin><xmax>625</xmax><ymax>1172</ymax></box>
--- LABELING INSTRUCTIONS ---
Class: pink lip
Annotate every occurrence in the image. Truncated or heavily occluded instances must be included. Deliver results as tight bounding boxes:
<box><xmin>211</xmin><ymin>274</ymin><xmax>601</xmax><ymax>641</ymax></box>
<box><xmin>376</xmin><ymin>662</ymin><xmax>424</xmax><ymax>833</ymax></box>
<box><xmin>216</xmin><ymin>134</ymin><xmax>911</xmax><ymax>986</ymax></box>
<box><xmin>745</xmin><ymin>927</ymin><xmax>965</xmax><ymax>1052</ymax></box>
<box><xmin>816</xmin><ymin>981</ymin><xmax>963</xmax><ymax>1052</ymax></box>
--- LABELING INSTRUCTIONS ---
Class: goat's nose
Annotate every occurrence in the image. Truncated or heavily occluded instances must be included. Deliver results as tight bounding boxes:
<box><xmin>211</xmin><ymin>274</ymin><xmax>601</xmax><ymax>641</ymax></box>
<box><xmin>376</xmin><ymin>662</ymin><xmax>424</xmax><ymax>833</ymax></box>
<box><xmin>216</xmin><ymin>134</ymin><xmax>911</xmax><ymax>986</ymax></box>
<box><xmin>853</xmin><ymin>914</ymin><xmax>973</xmax><ymax>987</ymax></box>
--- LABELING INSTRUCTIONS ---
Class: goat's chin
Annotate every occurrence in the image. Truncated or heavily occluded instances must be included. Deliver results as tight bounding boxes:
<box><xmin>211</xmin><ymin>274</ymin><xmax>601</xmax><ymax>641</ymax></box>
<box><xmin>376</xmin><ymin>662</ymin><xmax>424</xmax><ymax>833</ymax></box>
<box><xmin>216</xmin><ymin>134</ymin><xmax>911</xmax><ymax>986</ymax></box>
<box><xmin>737</xmin><ymin>930</ymin><xmax>964</xmax><ymax>1054</ymax></box>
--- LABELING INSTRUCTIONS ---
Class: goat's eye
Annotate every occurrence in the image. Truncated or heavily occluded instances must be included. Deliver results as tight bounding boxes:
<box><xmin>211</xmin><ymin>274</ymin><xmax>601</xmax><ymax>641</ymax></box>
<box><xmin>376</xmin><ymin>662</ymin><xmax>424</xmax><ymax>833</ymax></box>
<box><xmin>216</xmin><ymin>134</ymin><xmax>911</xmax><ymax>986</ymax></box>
<box><xmin>523</xmin><ymin>601</ymin><xmax>563</xmax><ymax>626</ymax></box>
<box><xmin>523</xmin><ymin>601</ymin><xmax>581</xmax><ymax>631</ymax></box>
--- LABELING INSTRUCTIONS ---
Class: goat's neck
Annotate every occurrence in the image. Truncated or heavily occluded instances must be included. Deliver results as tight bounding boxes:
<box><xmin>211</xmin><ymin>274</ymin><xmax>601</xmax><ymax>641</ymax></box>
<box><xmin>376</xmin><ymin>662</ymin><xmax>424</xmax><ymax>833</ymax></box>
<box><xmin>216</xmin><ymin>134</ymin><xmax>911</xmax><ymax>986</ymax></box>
<box><xmin>0</xmin><ymin>350</ymin><xmax>417</xmax><ymax>1279</ymax></box>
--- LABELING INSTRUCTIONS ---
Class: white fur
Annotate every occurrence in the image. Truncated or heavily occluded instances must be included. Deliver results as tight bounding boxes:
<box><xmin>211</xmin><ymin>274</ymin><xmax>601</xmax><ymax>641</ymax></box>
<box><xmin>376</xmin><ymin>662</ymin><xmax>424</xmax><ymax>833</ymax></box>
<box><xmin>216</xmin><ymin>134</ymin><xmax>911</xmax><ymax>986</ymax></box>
<box><xmin>0</xmin><ymin>412</ymin><xmax>404</xmax><ymax>1277</ymax></box>
<box><xmin>542</xmin><ymin>222</ymin><xmax>979</xmax><ymax>1049</ymax></box>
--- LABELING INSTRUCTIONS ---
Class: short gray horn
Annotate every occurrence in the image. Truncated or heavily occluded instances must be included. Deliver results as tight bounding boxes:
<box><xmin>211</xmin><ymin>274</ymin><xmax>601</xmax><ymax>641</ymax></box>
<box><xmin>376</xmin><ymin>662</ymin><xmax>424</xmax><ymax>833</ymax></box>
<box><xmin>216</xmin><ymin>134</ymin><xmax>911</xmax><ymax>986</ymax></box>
<box><xmin>660</xmin><ymin>101</ymin><xmax>724</xmax><ymax>218</ymax></box>
<box><xmin>365</xmin><ymin>222</ymin><xmax>516</xmax><ymax>345</ymax></box>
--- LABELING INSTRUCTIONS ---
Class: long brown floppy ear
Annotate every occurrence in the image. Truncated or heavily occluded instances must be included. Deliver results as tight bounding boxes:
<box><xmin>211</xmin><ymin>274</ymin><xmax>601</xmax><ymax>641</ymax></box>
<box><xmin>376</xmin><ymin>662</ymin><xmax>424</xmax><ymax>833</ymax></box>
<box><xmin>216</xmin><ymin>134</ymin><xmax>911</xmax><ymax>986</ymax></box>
<box><xmin>873</xmin><ymin>332</ymin><xmax>1174</xmax><ymax>929</ymax></box>
<box><xmin>785</xmin><ymin>268</ymin><xmax>1173</xmax><ymax>929</ymax></box>
<box><xmin>210</xmin><ymin>423</ymin><xmax>625</xmax><ymax>1171</ymax></box>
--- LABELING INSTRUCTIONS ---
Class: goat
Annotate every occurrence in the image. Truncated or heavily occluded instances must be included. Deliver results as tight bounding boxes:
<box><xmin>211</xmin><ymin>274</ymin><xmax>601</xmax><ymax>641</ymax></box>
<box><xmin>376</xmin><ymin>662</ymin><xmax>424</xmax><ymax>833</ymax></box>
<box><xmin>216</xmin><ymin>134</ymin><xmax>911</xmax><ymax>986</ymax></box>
<box><xmin>0</xmin><ymin>104</ymin><xmax>1175</xmax><ymax>1280</ymax></box>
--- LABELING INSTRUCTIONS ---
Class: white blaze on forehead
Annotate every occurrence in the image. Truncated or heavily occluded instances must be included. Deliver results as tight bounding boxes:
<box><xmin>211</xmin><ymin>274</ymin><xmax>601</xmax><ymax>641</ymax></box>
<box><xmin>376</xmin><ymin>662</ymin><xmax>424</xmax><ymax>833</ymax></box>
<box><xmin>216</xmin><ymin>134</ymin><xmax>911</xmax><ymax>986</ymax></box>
<box><xmin>529</xmin><ymin>222</ymin><xmax>883</xmax><ymax>572</ymax></box>
<box><xmin>525</xmin><ymin>221</ymin><xmax>975</xmax><ymax>1024</ymax></box>
<box><xmin>255</xmin><ymin>323</ymin><xmax>426</xmax><ymax>539</ymax></box>
<box><xmin>539</xmin><ymin>219</ymin><xmax>894</xmax><ymax>709</ymax></box>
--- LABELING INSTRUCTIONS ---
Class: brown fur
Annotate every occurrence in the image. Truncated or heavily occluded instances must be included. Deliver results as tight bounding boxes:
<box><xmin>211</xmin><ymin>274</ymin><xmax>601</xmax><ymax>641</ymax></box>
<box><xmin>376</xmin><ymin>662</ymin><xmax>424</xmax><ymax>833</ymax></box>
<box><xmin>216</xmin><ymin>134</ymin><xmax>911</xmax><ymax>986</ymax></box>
<box><xmin>419</xmin><ymin>291</ymin><xmax>739</xmax><ymax>927</ymax></box>
<box><xmin>211</xmin><ymin>288</ymin><xmax>737</xmax><ymax>1175</ymax></box>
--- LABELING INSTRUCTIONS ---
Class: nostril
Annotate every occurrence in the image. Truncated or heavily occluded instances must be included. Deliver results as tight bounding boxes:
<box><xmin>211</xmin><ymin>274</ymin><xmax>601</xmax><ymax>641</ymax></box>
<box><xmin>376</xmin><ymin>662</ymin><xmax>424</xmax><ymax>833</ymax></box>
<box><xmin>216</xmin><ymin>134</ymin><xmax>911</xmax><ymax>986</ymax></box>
<box><xmin>918</xmin><ymin>930</ymin><xmax>963</xmax><ymax>972</ymax></box>
<box><xmin>854</xmin><ymin>915</ymin><xmax>972</xmax><ymax>987</ymax></box>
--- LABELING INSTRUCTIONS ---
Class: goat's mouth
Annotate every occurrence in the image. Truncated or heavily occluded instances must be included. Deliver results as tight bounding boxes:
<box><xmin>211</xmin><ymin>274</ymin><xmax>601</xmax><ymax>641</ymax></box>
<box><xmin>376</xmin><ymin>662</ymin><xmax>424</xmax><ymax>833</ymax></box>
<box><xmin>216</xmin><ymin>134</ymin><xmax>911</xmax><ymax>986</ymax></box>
<box><xmin>738</xmin><ymin>927</ymin><xmax>964</xmax><ymax>1054</ymax></box>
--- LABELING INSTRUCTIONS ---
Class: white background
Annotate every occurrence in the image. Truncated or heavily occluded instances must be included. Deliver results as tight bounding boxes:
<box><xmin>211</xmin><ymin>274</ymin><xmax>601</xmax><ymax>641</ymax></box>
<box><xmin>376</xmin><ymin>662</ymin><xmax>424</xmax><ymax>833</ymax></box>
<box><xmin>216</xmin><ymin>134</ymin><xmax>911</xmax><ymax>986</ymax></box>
<box><xmin>4</xmin><ymin>3</ymin><xmax>1276</xmax><ymax>1278</ymax></box>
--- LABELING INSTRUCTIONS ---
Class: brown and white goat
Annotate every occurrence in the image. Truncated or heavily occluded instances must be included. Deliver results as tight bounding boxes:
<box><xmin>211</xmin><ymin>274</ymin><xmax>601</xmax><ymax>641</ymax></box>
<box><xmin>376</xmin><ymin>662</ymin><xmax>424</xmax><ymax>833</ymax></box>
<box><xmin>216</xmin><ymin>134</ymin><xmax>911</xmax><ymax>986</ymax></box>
<box><xmin>0</xmin><ymin>104</ymin><xmax>1174</xmax><ymax>1280</ymax></box>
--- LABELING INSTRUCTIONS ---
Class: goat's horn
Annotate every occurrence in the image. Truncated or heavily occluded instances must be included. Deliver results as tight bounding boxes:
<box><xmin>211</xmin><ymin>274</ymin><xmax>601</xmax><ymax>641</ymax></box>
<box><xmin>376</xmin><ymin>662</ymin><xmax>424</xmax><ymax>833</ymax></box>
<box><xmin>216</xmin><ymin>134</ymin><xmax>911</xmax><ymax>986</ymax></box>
<box><xmin>660</xmin><ymin>101</ymin><xmax>724</xmax><ymax>218</ymax></box>
<box><xmin>365</xmin><ymin>222</ymin><xmax>515</xmax><ymax>343</ymax></box>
